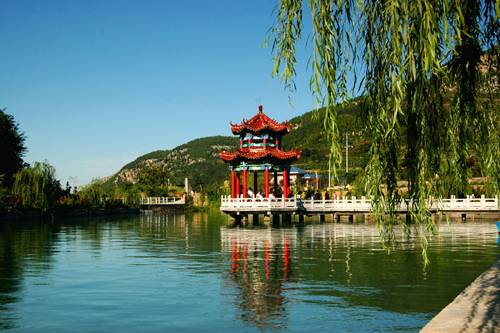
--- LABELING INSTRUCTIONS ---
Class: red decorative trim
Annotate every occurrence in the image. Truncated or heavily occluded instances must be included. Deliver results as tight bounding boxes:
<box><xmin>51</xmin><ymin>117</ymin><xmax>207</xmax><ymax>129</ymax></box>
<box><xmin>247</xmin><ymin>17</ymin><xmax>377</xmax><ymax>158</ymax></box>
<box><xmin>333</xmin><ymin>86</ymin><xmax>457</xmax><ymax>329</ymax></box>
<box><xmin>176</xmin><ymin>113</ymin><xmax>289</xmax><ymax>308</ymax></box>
<box><xmin>219</xmin><ymin>147</ymin><xmax>301</xmax><ymax>162</ymax></box>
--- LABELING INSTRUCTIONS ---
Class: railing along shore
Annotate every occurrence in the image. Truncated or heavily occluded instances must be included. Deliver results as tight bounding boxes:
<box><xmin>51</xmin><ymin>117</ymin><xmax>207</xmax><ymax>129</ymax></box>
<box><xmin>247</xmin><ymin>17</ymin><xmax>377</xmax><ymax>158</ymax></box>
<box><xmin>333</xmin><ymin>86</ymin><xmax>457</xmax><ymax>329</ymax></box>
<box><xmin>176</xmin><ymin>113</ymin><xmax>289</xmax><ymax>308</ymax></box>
<box><xmin>220</xmin><ymin>195</ymin><xmax>499</xmax><ymax>212</ymax></box>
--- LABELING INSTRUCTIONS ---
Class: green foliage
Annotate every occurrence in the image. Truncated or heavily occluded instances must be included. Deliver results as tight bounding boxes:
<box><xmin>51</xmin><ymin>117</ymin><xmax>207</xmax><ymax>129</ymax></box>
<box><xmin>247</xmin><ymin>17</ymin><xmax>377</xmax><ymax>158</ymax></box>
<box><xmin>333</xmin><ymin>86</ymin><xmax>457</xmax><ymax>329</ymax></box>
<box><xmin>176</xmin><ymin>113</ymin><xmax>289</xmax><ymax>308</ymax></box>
<box><xmin>0</xmin><ymin>176</ymin><xmax>8</xmax><ymax>212</ymax></box>
<box><xmin>120</xmin><ymin>149</ymin><xmax>170</xmax><ymax>171</ymax></box>
<box><xmin>136</xmin><ymin>163</ymin><xmax>170</xmax><ymax>196</ymax></box>
<box><xmin>12</xmin><ymin>162</ymin><xmax>62</xmax><ymax>213</ymax></box>
<box><xmin>77</xmin><ymin>180</ymin><xmax>106</xmax><ymax>209</ymax></box>
<box><xmin>107</xmin><ymin>136</ymin><xmax>239</xmax><ymax>193</ymax></box>
<box><xmin>284</xmin><ymin>99</ymin><xmax>369</xmax><ymax>172</ymax></box>
<box><xmin>112</xmin><ymin>183</ymin><xmax>141</xmax><ymax>207</ymax></box>
<box><xmin>269</xmin><ymin>0</ymin><xmax>499</xmax><ymax>263</ymax></box>
<box><xmin>0</xmin><ymin>109</ymin><xmax>27</xmax><ymax>187</ymax></box>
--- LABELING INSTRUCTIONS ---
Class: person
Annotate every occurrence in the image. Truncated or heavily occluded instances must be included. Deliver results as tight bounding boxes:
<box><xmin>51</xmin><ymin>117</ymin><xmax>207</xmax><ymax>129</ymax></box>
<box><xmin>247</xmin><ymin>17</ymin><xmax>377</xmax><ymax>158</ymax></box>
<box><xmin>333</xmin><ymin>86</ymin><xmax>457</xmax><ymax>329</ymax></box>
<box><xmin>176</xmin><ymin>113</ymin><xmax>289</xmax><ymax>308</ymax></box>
<box><xmin>325</xmin><ymin>191</ymin><xmax>330</xmax><ymax>200</ymax></box>
<box><xmin>247</xmin><ymin>187</ymin><xmax>254</xmax><ymax>198</ymax></box>
<box><xmin>314</xmin><ymin>191</ymin><xmax>321</xmax><ymax>200</ymax></box>
<box><xmin>256</xmin><ymin>192</ymin><xmax>263</xmax><ymax>200</ymax></box>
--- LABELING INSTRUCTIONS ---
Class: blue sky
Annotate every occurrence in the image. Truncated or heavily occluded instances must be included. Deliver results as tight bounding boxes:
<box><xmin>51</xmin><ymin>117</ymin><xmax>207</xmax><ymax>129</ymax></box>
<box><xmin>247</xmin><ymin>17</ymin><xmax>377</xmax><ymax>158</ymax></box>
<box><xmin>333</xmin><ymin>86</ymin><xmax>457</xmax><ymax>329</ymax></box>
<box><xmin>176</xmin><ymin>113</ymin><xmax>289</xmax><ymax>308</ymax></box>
<box><xmin>1</xmin><ymin>0</ymin><xmax>316</xmax><ymax>186</ymax></box>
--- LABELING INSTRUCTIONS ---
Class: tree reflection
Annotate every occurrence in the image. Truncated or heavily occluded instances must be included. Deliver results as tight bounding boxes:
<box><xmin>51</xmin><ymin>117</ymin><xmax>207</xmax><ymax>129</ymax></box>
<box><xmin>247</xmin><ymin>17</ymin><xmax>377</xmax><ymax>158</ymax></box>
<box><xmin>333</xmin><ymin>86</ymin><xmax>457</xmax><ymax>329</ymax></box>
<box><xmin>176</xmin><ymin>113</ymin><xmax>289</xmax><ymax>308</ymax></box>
<box><xmin>0</xmin><ymin>221</ymin><xmax>57</xmax><ymax>329</ymax></box>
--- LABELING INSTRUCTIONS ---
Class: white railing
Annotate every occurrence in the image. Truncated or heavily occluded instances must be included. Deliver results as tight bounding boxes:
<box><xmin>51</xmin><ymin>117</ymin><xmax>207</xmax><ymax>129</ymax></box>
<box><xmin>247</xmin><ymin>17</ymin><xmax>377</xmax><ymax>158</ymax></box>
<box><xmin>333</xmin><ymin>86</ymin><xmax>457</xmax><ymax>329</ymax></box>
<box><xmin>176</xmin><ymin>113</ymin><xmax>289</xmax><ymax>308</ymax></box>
<box><xmin>141</xmin><ymin>196</ymin><xmax>186</xmax><ymax>205</ymax></box>
<box><xmin>220</xmin><ymin>195</ymin><xmax>498</xmax><ymax>212</ymax></box>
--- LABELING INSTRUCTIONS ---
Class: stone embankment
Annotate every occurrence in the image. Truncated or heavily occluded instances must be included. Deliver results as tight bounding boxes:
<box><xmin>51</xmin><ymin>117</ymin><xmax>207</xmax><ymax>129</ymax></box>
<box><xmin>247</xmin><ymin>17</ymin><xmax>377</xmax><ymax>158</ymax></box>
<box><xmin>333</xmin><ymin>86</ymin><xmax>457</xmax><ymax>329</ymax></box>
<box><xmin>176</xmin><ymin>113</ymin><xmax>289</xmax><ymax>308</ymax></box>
<box><xmin>421</xmin><ymin>260</ymin><xmax>499</xmax><ymax>333</ymax></box>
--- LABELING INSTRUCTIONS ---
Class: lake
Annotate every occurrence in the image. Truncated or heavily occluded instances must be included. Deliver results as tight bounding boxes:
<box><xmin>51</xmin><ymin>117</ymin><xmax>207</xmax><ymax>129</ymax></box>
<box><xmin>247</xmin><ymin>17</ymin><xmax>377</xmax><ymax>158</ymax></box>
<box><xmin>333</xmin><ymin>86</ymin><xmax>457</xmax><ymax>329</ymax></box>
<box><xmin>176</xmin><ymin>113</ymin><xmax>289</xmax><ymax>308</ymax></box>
<box><xmin>0</xmin><ymin>212</ymin><xmax>498</xmax><ymax>332</ymax></box>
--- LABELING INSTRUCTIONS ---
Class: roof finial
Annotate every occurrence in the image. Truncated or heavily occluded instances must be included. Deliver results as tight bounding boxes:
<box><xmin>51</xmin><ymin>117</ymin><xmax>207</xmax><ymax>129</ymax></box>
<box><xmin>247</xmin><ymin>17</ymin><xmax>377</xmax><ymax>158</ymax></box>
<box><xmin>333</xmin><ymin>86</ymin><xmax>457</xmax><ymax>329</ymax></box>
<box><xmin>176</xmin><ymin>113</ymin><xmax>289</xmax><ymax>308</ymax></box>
<box><xmin>258</xmin><ymin>104</ymin><xmax>263</xmax><ymax>113</ymax></box>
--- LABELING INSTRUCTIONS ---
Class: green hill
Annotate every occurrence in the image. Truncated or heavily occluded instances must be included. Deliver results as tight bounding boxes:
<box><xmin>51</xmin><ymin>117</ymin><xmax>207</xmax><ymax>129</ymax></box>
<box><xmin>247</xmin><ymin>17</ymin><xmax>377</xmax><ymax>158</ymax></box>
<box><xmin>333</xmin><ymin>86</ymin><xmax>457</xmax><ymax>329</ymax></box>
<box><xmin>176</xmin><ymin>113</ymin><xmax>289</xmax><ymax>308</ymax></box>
<box><xmin>103</xmin><ymin>53</ymin><xmax>498</xmax><ymax>196</ymax></box>
<box><xmin>105</xmin><ymin>102</ymin><xmax>368</xmax><ymax>193</ymax></box>
<box><xmin>284</xmin><ymin>100</ymin><xmax>369</xmax><ymax>173</ymax></box>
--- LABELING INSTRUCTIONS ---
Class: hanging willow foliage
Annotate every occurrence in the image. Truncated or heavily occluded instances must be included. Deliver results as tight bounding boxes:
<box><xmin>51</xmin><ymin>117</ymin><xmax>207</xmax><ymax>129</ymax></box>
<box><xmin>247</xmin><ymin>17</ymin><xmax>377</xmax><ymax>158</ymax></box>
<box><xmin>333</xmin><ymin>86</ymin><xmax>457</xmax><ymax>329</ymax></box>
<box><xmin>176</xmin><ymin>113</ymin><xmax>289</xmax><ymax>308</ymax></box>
<box><xmin>270</xmin><ymin>0</ymin><xmax>499</xmax><ymax>263</ymax></box>
<box><xmin>12</xmin><ymin>162</ymin><xmax>59</xmax><ymax>213</ymax></box>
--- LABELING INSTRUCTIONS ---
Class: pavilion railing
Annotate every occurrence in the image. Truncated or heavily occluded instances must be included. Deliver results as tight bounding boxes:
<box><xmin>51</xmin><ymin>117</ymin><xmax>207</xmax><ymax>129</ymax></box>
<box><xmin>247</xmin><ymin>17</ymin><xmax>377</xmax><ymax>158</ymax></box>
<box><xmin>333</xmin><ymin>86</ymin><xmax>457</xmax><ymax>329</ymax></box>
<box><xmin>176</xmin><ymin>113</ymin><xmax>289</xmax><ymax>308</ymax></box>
<box><xmin>220</xmin><ymin>195</ymin><xmax>499</xmax><ymax>212</ymax></box>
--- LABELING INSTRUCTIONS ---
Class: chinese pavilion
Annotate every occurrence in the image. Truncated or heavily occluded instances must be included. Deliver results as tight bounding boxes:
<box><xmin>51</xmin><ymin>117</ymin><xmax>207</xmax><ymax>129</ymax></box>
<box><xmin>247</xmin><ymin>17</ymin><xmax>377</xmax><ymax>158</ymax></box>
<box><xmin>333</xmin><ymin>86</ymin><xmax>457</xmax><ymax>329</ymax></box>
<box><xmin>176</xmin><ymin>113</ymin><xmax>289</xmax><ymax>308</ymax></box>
<box><xmin>219</xmin><ymin>105</ymin><xmax>301</xmax><ymax>199</ymax></box>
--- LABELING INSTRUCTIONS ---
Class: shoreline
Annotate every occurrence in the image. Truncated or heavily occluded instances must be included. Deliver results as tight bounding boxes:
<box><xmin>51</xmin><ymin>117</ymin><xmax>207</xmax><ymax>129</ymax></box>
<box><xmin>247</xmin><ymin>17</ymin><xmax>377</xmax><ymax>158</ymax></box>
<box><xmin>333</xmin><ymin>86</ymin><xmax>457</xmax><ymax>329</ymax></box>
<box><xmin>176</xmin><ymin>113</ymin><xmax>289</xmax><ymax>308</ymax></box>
<box><xmin>421</xmin><ymin>259</ymin><xmax>500</xmax><ymax>333</ymax></box>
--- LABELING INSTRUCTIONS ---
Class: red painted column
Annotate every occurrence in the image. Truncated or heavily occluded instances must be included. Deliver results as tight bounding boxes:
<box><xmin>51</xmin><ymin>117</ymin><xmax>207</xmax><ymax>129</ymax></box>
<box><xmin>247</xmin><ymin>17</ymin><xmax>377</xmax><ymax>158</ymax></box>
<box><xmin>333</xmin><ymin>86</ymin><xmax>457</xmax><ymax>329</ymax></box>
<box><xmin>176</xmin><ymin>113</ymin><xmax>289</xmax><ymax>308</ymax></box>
<box><xmin>242</xmin><ymin>169</ymin><xmax>248</xmax><ymax>198</ymax></box>
<box><xmin>236</xmin><ymin>173</ymin><xmax>241</xmax><ymax>197</ymax></box>
<box><xmin>264</xmin><ymin>167</ymin><xmax>270</xmax><ymax>198</ymax></box>
<box><xmin>283</xmin><ymin>168</ymin><xmax>289</xmax><ymax>198</ymax></box>
<box><xmin>230</xmin><ymin>170</ymin><xmax>235</xmax><ymax>198</ymax></box>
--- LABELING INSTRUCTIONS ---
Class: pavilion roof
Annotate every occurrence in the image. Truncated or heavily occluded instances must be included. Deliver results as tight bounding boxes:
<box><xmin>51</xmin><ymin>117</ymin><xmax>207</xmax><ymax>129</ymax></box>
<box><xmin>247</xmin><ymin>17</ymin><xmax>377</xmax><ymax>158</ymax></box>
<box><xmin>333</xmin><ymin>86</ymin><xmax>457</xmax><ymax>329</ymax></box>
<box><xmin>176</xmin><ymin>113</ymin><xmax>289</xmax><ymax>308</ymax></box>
<box><xmin>219</xmin><ymin>147</ymin><xmax>300</xmax><ymax>163</ymax></box>
<box><xmin>230</xmin><ymin>105</ymin><xmax>291</xmax><ymax>135</ymax></box>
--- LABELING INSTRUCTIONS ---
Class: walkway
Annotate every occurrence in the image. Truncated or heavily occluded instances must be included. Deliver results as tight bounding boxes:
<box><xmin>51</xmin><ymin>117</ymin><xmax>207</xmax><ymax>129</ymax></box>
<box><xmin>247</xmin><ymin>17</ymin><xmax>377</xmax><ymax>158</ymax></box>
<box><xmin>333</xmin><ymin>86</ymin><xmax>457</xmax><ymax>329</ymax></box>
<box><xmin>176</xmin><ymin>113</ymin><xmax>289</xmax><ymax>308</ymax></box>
<box><xmin>421</xmin><ymin>260</ymin><xmax>499</xmax><ymax>333</ymax></box>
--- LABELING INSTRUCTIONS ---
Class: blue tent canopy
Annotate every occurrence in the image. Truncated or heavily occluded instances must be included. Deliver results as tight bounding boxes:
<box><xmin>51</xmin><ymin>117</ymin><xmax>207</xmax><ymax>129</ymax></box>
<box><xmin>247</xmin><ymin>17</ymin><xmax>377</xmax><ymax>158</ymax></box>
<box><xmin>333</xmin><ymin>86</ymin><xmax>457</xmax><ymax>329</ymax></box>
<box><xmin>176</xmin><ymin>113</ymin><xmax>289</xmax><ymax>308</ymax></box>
<box><xmin>303</xmin><ymin>173</ymin><xmax>321</xmax><ymax>180</ymax></box>
<box><xmin>289</xmin><ymin>166</ymin><xmax>307</xmax><ymax>175</ymax></box>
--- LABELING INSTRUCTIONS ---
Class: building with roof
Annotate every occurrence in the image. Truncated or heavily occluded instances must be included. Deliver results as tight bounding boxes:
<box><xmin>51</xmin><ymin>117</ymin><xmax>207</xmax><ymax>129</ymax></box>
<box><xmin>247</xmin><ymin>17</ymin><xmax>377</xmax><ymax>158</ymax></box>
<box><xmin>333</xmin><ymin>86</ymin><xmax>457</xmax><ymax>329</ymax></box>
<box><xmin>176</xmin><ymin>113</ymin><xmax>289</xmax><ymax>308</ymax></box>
<box><xmin>219</xmin><ymin>105</ymin><xmax>301</xmax><ymax>198</ymax></box>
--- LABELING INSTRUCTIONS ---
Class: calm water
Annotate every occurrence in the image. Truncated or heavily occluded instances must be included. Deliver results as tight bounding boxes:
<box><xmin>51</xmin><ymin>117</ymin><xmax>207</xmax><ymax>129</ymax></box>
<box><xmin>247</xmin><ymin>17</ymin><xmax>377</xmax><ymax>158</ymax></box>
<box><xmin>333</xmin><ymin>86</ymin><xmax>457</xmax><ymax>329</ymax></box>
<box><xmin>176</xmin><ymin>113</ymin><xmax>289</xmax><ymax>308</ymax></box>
<box><xmin>0</xmin><ymin>213</ymin><xmax>498</xmax><ymax>332</ymax></box>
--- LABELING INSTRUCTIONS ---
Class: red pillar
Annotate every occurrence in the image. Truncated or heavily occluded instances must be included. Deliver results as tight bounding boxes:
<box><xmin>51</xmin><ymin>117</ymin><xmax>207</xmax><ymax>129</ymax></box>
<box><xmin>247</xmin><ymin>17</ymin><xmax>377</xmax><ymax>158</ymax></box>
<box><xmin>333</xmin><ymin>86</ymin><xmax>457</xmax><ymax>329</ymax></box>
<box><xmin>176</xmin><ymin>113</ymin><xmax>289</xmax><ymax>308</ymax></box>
<box><xmin>230</xmin><ymin>170</ymin><xmax>235</xmax><ymax>198</ymax></box>
<box><xmin>236</xmin><ymin>173</ymin><xmax>241</xmax><ymax>197</ymax></box>
<box><xmin>253</xmin><ymin>172</ymin><xmax>258</xmax><ymax>194</ymax></box>
<box><xmin>242</xmin><ymin>169</ymin><xmax>248</xmax><ymax>198</ymax></box>
<box><xmin>264</xmin><ymin>167</ymin><xmax>270</xmax><ymax>198</ymax></box>
<box><xmin>283</xmin><ymin>168</ymin><xmax>289</xmax><ymax>198</ymax></box>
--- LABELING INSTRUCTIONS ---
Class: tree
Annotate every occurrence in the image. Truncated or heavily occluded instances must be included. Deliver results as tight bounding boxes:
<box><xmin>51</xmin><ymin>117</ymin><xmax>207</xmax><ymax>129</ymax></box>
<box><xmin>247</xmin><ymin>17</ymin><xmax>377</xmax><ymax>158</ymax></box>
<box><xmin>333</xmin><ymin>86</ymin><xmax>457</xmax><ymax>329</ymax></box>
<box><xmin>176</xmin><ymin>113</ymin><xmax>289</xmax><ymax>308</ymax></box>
<box><xmin>12</xmin><ymin>162</ymin><xmax>62</xmax><ymax>213</ymax></box>
<box><xmin>136</xmin><ymin>163</ymin><xmax>169</xmax><ymax>196</ymax></box>
<box><xmin>77</xmin><ymin>179</ymin><xmax>105</xmax><ymax>209</ymax></box>
<box><xmin>0</xmin><ymin>109</ymin><xmax>27</xmax><ymax>187</ymax></box>
<box><xmin>269</xmin><ymin>0</ymin><xmax>499</xmax><ymax>261</ymax></box>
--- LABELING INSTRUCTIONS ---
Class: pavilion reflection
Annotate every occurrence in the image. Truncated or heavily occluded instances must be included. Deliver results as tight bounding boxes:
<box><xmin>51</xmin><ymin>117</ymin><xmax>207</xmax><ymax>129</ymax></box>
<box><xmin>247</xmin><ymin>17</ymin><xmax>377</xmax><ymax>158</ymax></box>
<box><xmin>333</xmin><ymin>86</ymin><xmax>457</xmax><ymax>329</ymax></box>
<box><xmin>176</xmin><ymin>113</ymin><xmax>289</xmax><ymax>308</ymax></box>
<box><xmin>221</xmin><ymin>228</ymin><xmax>295</xmax><ymax>329</ymax></box>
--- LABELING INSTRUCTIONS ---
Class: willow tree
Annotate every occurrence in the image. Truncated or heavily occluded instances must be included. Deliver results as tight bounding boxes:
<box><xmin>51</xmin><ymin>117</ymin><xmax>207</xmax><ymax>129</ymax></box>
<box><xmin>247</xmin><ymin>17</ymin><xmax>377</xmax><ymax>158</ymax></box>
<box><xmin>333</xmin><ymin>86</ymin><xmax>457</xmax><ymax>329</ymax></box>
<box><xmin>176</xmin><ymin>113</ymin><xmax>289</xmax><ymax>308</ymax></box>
<box><xmin>12</xmin><ymin>162</ymin><xmax>61</xmax><ymax>213</ymax></box>
<box><xmin>269</xmin><ymin>0</ymin><xmax>499</xmax><ymax>260</ymax></box>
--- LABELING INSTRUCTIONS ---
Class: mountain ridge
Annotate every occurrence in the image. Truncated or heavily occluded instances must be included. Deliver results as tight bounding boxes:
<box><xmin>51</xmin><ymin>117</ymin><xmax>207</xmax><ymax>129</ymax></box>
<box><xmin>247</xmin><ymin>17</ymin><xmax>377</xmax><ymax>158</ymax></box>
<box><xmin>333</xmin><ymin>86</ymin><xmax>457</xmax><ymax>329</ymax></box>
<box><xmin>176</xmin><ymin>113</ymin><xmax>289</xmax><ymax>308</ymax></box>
<box><xmin>104</xmin><ymin>102</ymin><xmax>368</xmax><ymax>192</ymax></box>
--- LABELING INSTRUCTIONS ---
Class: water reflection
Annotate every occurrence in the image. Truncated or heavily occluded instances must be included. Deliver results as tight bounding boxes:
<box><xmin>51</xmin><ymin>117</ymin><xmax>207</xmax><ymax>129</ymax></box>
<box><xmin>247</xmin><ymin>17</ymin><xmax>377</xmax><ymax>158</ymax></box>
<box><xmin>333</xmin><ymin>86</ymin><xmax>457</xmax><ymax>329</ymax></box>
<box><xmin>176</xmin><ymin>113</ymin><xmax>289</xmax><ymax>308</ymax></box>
<box><xmin>220</xmin><ymin>222</ymin><xmax>499</xmax><ymax>325</ymax></box>
<box><xmin>0</xmin><ymin>221</ymin><xmax>57</xmax><ymax>330</ymax></box>
<box><xmin>0</xmin><ymin>214</ymin><xmax>497</xmax><ymax>332</ymax></box>
<box><xmin>221</xmin><ymin>229</ymin><xmax>294</xmax><ymax>329</ymax></box>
